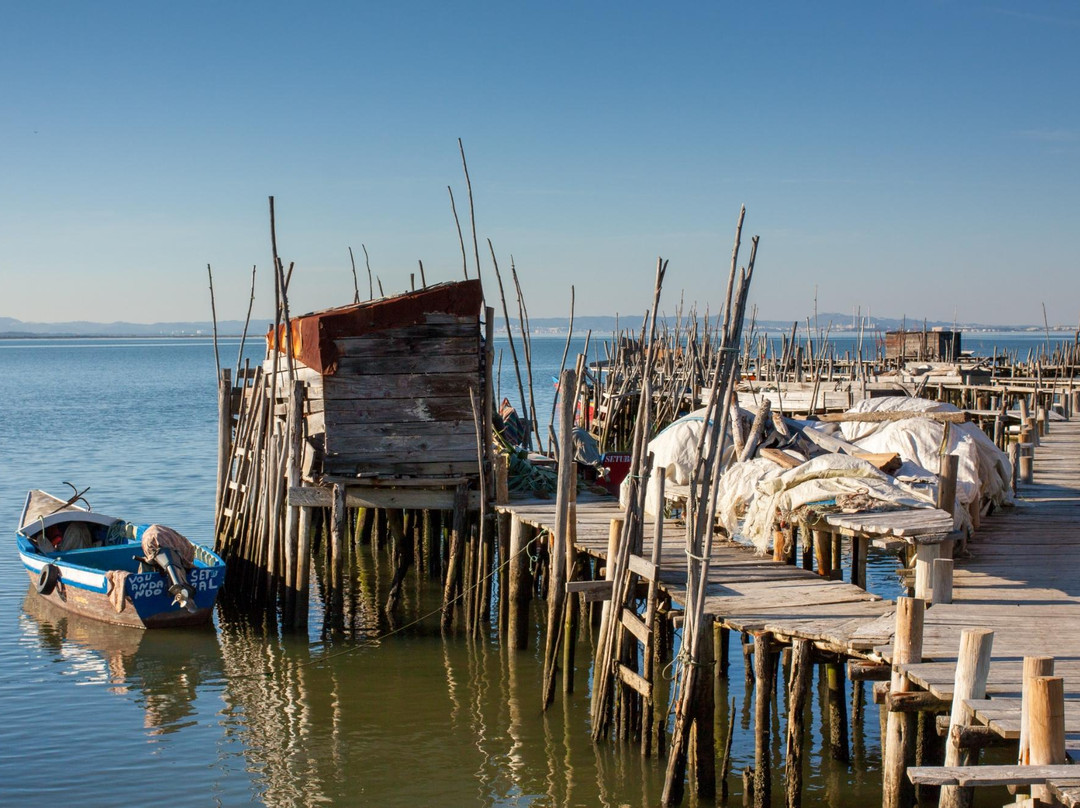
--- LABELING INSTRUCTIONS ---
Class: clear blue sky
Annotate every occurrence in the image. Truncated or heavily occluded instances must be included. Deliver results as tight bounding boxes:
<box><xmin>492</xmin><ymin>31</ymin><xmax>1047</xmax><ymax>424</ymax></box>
<box><xmin>2</xmin><ymin>2</ymin><xmax>1077</xmax><ymax>326</ymax></box>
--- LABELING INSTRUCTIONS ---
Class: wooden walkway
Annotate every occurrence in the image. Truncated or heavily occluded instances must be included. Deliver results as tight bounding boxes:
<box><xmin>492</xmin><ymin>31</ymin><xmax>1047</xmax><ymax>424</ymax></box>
<box><xmin>500</xmin><ymin>413</ymin><xmax>1080</xmax><ymax>801</ymax></box>
<box><xmin>891</xmin><ymin>416</ymin><xmax>1080</xmax><ymax>768</ymax></box>
<box><xmin>500</xmin><ymin>499</ymin><xmax>897</xmax><ymax>657</ymax></box>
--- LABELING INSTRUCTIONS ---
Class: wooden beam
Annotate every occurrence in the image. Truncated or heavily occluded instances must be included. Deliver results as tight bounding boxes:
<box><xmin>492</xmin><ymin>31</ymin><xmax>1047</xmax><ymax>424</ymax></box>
<box><xmin>908</xmin><ymin>765</ymin><xmax>1079</xmax><ymax>787</ymax></box>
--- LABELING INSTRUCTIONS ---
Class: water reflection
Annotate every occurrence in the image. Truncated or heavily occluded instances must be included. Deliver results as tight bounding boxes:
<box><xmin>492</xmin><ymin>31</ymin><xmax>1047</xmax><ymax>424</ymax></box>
<box><xmin>20</xmin><ymin>591</ymin><xmax>224</xmax><ymax>735</ymax></box>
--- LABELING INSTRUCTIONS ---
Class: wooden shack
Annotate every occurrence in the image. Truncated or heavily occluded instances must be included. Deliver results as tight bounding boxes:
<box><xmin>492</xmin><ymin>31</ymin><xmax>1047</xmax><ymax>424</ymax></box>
<box><xmin>885</xmin><ymin>328</ymin><xmax>961</xmax><ymax>362</ymax></box>
<box><xmin>268</xmin><ymin>279</ymin><xmax>489</xmax><ymax>507</ymax></box>
<box><xmin>214</xmin><ymin>278</ymin><xmax>493</xmax><ymax>624</ymax></box>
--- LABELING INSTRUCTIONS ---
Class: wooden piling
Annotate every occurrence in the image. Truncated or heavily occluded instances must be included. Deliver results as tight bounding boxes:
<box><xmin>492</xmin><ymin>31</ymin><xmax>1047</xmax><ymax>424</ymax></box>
<box><xmin>826</xmin><ymin>661</ymin><xmax>850</xmax><ymax>763</ymax></box>
<box><xmin>507</xmin><ymin>516</ymin><xmax>534</xmax><ymax>650</ymax></box>
<box><xmin>1028</xmin><ymin>675</ymin><xmax>1066</xmax><ymax>805</ymax></box>
<box><xmin>882</xmin><ymin>596</ymin><xmax>924</xmax><ymax>808</ymax></box>
<box><xmin>785</xmin><ymin>638</ymin><xmax>812</xmax><ymax>808</ymax></box>
<box><xmin>690</xmin><ymin>617</ymin><xmax>716</xmax><ymax>799</ymax></box>
<box><xmin>1015</xmin><ymin>655</ymin><xmax>1054</xmax><ymax>804</ymax></box>
<box><xmin>330</xmin><ymin>484</ymin><xmax>346</xmax><ymax>597</ymax></box>
<box><xmin>542</xmin><ymin>369</ymin><xmax>576</xmax><ymax>707</ymax></box>
<box><xmin>930</xmin><ymin>558</ymin><xmax>953</xmax><ymax>605</ymax></box>
<box><xmin>939</xmin><ymin>628</ymin><xmax>994</xmax><ymax>808</ymax></box>
<box><xmin>440</xmin><ymin>483</ymin><xmax>470</xmax><ymax>631</ymax></box>
<box><xmin>215</xmin><ymin>368</ymin><xmax>232</xmax><ymax>528</ymax></box>
<box><xmin>753</xmin><ymin>631</ymin><xmax>773</xmax><ymax>808</ymax></box>
<box><xmin>294</xmin><ymin>505</ymin><xmax>312</xmax><ymax>629</ymax></box>
<box><xmin>813</xmin><ymin>530</ymin><xmax>831</xmax><ymax>578</ymax></box>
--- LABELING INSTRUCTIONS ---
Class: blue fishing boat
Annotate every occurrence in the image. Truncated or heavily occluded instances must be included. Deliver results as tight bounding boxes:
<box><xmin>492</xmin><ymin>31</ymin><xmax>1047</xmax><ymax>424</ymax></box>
<box><xmin>16</xmin><ymin>489</ymin><xmax>225</xmax><ymax>629</ymax></box>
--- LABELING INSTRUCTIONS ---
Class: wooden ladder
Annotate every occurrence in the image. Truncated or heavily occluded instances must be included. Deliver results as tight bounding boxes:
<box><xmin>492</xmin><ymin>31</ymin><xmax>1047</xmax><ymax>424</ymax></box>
<box><xmin>611</xmin><ymin>494</ymin><xmax>666</xmax><ymax>755</ymax></box>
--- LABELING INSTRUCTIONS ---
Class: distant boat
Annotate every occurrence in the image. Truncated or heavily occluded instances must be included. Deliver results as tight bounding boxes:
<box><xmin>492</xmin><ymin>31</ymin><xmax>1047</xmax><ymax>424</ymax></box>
<box><xmin>16</xmin><ymin>489</ymin><xmax>225</xmax><ymax>629</ymax></box>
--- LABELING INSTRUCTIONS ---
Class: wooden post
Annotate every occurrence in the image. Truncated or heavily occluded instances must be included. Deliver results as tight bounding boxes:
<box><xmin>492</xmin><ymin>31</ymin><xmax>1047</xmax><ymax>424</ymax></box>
<box><xmin>691</xmin><ymin>616</ymin><xmax>716</xmax><ymax>798</ymax></box>
<box><xmin>785</xmin><ymin>639</ymin><xmax>812</xmax><ymax>808</ymax></box>
<box><xmin>813</xmin><ymin>529</ymin><xmax>831</xmax><ymax>578</ymax></box>
<box><xmin>497</xmin><ymin>510</ymin><xmax>512</xmax><ymax>641</ymax></box>
<box><xmin>882</xmin><ymin>597</ymin><xmax>924</xmax><ymax>808</ymax></box>
<box><xmin>939</xmin><ymin>628</ymin><xmax>994</xmax><ymax>808</ymax></box>
<box><xmin>1007</xmin><ymin>442</ymin><xmax>1019</xmax><ymax>494</ymax></box>
<box><xmin>1028</xmin><ymin>675</ymin><xmax>1066</xmax><ymax>805</ymax></box>
<box><xmin>440</xmin><ymin>483</ymin><xmax>470</xmax><ymax>631</ymax></box>
<box><xmin>215</xmin><ymin>368</ymin><xmax>232</xmax><ymax>528</ymax></box>
<box><xmin>1019</xmin><ymin>656</ymin><xmax>1054</xmax><ymax>765</ymax></box>
<box><xmin>294</xmin><ymin>505</ymin><xmax>312</xmax><ymax>629</ymax></box>
<box><xmin>936</xmin><ymin>454</ymin><xmax>959</xmax><ymax>526</ymax></box>
<box><xmin>542</xmin><ymin>369</ymin><xmax>576</xmax><ymax>707</ymax></box>
<box><xmin>1015</xmin><ymin>655</ymin><xmax>1054</xmax><ymax>804</ymax></box>
<box><xmin>913</xmin><ymin>542</ymin><xmax>942</xmax><ymax>602</ymax></box>
<box><xmin>772</xmin><ymin>524</ymin><xmax>786</xmax><ymax>563</ymax></box>
<box><xmin>330</xmin><ymin>483</ymin><xmax>346</xmax><ymax>596</ymax></box>
<box><xmin>930</xmin><ymin>558</ymin><xmax>953</xmax><ymax>605</ymax></box>
<box><xmin>283</xmin><ymin>379</ymin><xmax>303</xmax><ymax>620</ymax></box>
<box><xmin>753</xmin><ymin>631</ymin><xmax>773</xmax><ymax>808</ymax></box>
<box><xmin>591</xmin><ymin>516</ymin><xmax>623</xmax><ymax>719</ymax></box>
<box><xmin>507</xmin><ymin>517</ymin><xmax>533</xmax><ymax>650</ymax></box>
<box><xmin>561</xmin><ymin>468</ymin><xmax>579</xmax><ymax>694</ymax></box>
<box><xmin>826</xmin><ymin>661</ymin><xmax>850</xmax><ymax>763</ymax></box>
<box><xmin>851</xmin><ymin>536</ymin><xmax>867</xmax><ymax>589</ymax></box>
<box><xmin>1019</xmin><ymin>440</ymin><xmax>1034</xmax><ymax>484</ymax></box>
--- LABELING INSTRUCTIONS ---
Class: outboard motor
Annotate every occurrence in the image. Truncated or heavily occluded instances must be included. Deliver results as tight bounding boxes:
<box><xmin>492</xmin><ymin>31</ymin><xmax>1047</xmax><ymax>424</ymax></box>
<box><xmin>150</xmin><ymin>547</ymin><xmax>198</xmax><ymax>613</ymax></box>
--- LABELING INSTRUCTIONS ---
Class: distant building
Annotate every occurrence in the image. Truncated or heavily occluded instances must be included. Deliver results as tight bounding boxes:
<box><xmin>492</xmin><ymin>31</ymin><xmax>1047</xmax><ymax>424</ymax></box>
<box><xmin>884</xmin><ymin>328</ymin><xmax>961</xmax><ymax>361</ymax></box>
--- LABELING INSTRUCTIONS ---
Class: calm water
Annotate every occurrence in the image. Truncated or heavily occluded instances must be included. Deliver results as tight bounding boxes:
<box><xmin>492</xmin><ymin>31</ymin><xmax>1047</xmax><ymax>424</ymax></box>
<box><xmin>0</xmin><ymin>333</ymin><xmax>1043</xmax><ymax>807</ymax></box>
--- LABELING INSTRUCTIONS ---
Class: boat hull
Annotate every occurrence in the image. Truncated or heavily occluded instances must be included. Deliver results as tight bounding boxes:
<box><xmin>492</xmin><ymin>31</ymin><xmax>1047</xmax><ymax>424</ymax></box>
<box><xmin>16</xmin><ymin>490</ymin><xmax>226</xmax><ymax>630</ymax></box>
<box><xmin>21</xmin><ymin>564</ymin><xmax>220</xmax><ymax>628</ymax></box>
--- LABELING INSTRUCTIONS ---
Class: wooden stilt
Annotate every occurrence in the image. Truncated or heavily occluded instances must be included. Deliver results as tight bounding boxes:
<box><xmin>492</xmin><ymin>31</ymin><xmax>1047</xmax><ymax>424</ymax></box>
<box><xmin>691</xmin><ymin>617</ymin><xmax>716</xmax><ymax>798</ymax></box>
<box><xmin>330</xmin><ymin>484</ymin><xmax>346</xmax><ymax>597</ymax></box>
<box><xmin>294</xmin><ymin>505</ymin><xmax>312</xmax><ymax>630</ymax></box>
<box><xmin>1028</xmin><ymin>675</ymin><xmax>1066</xmax><ymax>805</ymax></box>
<box><xmin>440</xmin><ymin>483</ymin><xmax>470</xmax><ymax>631</ymax></box>
<box><xmin>939</xmin><ymin>628</ymin><xmax>994</xmax><ymax>808</ymax></box>
<box><xmin>882</xmin><ymin>597</ymin><xmax>924</xmax><ymax>808</ymax></box>
<box><xmin>785</xmin><ymin>638</ymin><xmax>812</xmax><ymax>808</ymax></box>
<box><xmin>507</xmin><ymin>517</ymin><xmax>534</xmax><ymax>651</ymax></box>
<box><xmin>814</xmin><ymin>529</ymin><xmax>830</xmax><ymax>577</ymax></box>
<box><xmin>826</xmin><ymin>661</ymin><xmax>850</xmax><ymax>763</ymax></box>
<box><xmin>753</xmin><ymin>631</ymin><xmax>773</xmax><ymax>808</ymax></box>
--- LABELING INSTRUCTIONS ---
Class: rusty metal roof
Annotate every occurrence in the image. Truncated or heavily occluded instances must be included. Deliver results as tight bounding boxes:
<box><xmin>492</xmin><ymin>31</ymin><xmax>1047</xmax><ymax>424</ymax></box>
<box><xmin>267</xmin><ymin>279</ymin><xmax>483</xmax><ymax>375</ymax></box>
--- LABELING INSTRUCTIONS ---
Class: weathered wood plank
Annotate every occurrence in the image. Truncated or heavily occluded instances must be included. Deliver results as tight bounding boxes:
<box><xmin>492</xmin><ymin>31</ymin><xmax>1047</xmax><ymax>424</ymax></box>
<box><xmin>907</xmin><ymin>764</ymin><xmax>1079</xmax><ymax>787</ymax></box>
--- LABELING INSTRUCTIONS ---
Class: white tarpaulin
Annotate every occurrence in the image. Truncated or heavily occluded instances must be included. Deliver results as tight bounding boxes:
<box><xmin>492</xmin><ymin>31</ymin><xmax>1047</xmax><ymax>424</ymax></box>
<box><xmin>620</xmin><ymin>407</ymin><xmax>735</xmax><ymax>516</ymax></box>
<box><xmin>739</xmin><ymin>454</ymin><xmax>935</xmax><ymax>552</ymax></box>
<box><xmin>838</xmin><ymin>396</ymin><xmax>1013</xmax><ymax>510</ymax></box>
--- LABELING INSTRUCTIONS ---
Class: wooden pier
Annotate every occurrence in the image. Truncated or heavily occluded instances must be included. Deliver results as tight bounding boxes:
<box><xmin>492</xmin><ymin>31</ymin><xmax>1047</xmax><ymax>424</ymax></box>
<box><xmin>499</xmin><ymin>410</ymin><xmax>1080</xmax><ymax>806</ymax></box>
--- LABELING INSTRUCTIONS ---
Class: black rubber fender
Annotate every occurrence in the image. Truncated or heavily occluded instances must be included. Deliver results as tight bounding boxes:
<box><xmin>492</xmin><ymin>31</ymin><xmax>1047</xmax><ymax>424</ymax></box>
<box><xmin>37</xmin><ymin>564</ymin><xmax>60</xmax><ymax>596</ymax></box>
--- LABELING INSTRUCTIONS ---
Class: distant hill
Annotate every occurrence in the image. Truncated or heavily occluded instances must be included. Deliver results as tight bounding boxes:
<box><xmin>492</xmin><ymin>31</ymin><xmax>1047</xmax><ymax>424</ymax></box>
<box><xmin>495</xmin><ymin>312</ymin><xmax>1074</xmax><ymax>336</ymax></box>
<box><xmin>0</xmin><ymin>316</ymin><xmax>272</xmax><ymax>338</ymax></box>
<box><xmin>1</xmin><ymin>312</ymin><xmax>1072</xmax><ymax>339</ymax></box>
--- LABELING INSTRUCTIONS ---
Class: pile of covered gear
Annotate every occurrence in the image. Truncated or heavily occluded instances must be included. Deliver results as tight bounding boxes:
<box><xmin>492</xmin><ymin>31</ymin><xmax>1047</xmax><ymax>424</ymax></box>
<box><xmin>625</xmin><ymin>396</ymin><xmax>1013</xmax><ymax>554</ymax></box>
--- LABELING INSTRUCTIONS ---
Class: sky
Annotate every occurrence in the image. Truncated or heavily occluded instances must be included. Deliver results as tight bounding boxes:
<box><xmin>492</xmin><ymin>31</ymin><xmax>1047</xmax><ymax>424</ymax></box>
<box><xmin>1</xmin><ymin>2</ymin><xmax>1078</xmax><ymax>327</ymax></box>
